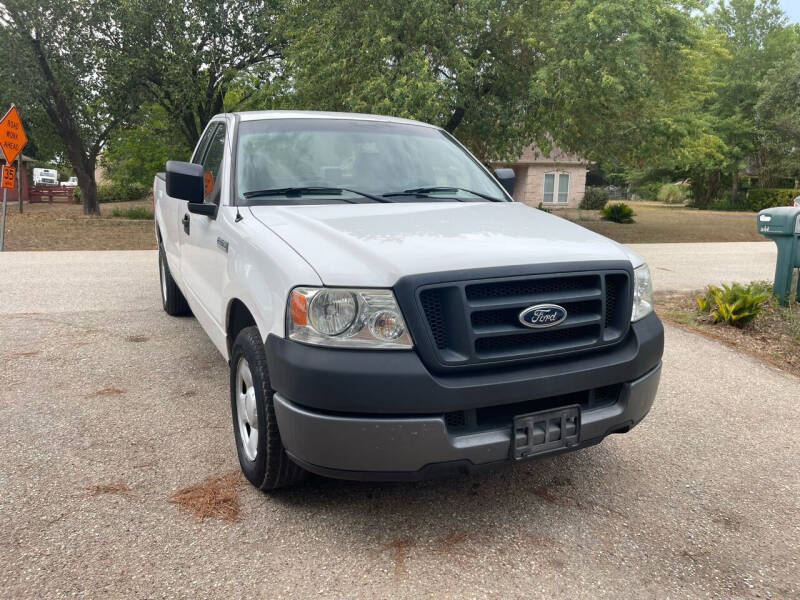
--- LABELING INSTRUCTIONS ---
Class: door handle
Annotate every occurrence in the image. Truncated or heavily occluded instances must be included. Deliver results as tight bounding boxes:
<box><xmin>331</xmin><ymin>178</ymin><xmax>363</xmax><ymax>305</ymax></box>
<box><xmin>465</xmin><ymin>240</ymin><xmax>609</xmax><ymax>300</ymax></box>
<box><xmin>182</xmin><ymin>214</ymin><xmax>190</xmax><ymax>235</ymax></box>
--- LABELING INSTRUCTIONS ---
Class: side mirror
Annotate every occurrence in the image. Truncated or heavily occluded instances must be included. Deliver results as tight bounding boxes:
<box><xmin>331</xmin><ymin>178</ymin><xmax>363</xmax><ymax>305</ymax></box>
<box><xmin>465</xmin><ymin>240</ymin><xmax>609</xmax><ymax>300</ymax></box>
<box><xmin>493</xmin><ymin>168</ymin><xmax>515</xmax><ymax>197</ymax></box>
<box><xmin>166</xmin><ymin>160</ymin><xmax>204</xmax><ymax>203</ymax></box>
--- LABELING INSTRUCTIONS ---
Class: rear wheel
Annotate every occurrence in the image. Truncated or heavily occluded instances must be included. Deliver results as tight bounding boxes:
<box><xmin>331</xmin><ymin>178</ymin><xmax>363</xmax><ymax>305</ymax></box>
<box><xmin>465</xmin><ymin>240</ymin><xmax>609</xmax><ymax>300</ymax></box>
<box><xmin>158</xmin><ymin>243</ymin><xmax>190</xmax><ymax>316</ymax></box>
<box><xmin>230</xmin><ymin>326</ymin><xmax>305</xmax><ymax>490</ymax></box>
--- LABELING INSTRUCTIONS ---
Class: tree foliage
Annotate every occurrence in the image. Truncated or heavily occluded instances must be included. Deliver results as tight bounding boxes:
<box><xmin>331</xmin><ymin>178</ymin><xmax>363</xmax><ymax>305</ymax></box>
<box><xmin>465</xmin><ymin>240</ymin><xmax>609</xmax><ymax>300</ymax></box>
<box><xmin>704</xmin><ymin>0</ymin><xmax>790</xmax><ymax>190</ymax></box>
<box><xmin>0</xmin><ymin>0</ymin><xmax>147</xmax><ymax>214</ymax></box>
<box><xmin>755</xmin><ymin>36</ymin><xmax>800</xmax><ymax>185</ymax></box>
<box><xmin>281</xmin><ymin>0</ymin><xmax>710</xmax><ymax>165</ymax></box>
<box><xmin>132</xmin><ymin>0</ymin><xmax>285</xmax><ymax>148</ymax></box>
<box><xmin>101</xmin><ymin>104</ymin><xmax>191</xmax><ymax>187</ymax></box>
<box><xmin>1</xmin><ymin>0</ymin><xmax>798</xmax><ymax>205</ymax></box>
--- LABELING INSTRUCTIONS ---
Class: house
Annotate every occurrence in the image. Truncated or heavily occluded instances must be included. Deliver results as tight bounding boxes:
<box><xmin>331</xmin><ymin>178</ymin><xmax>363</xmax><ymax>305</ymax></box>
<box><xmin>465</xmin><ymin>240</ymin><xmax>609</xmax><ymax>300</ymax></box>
<box><xmin>493</xmin><ymin>144</ymin><xmax>587</xmax><ymax>208</ymax></box>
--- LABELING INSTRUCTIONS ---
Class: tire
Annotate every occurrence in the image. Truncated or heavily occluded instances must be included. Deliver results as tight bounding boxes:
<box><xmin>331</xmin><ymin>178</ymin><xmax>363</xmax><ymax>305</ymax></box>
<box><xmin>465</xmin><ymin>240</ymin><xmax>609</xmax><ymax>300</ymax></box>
<box><xmin>230</xmin><ymin>326</ymin><xmax>305</xmax><ymax>490</ymax></box>
<box><xmin>158</xmin><ymin>243</ymin><xmax>190</xmax><ymax>316</ymax></box>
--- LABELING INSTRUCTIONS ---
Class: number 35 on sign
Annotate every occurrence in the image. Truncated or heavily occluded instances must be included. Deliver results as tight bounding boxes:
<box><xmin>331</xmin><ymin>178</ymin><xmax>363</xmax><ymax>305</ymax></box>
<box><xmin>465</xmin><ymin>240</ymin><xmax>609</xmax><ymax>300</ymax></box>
<box><xmin>1</xmin><ymin>165</ymin><xmax>16</xmax><ymax>189</ymax></box>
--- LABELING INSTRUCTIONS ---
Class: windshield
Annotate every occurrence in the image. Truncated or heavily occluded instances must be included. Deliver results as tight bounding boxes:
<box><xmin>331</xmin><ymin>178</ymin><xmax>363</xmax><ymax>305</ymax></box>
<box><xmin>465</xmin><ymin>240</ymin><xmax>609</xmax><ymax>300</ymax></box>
<box><xmin>235</xmin><ymin>118</ymin><xmax>506</xmax><ymax>204</ymax></box>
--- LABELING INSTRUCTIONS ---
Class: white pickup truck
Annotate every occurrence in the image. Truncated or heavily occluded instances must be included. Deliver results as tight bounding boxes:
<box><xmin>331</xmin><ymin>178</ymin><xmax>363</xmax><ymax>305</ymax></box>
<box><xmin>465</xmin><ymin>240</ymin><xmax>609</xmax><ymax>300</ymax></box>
<box><xmin>154</xmin><ymin>111</ymin><xmax>663</xmax><ymax>490</ymax></box>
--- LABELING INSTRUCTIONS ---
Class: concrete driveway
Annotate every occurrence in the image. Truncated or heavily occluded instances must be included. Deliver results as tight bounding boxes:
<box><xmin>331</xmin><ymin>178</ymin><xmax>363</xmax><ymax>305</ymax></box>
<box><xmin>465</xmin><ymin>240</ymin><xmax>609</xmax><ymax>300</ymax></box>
<box><xmin>1</xmin><ymin>250</ymin><xmax>798</xmax><ymax>599</ymax></box>
<box><xmin>628</xmin><ymin>242</ymin><xmax>777</xmax><ymax>292</ymax></box>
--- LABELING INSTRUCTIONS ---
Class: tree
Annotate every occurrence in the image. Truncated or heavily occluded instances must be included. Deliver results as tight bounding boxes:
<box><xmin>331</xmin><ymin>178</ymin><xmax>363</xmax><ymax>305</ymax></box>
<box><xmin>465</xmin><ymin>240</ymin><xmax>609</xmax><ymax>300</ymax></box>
<box><xmin>706</xmin><ymin>0</ymin><xmax>789</xmax><ymax>194</ymax></box>
<box><xmin>133</xmin><ymin>0</ymin><xmax>285</xmax><ymax>149</ymax></box>
<box><xmin>101</xmin><ymin>104</ymin><xmax>191</xmax><ymax>187</ymax></box>
<box><xmin>755</xmin><ymin>31</ymin><xmax>800</xmax><ymax>187</ymax></box>
<box><xmin>0</xmin><ymin>0</ymin><xmax>147</xmax><ymax>214</ymax></box>
<box><xmin>280</xmin><ymin>0</ymin><xmax>712</xmax><ymax>164</ymax></box>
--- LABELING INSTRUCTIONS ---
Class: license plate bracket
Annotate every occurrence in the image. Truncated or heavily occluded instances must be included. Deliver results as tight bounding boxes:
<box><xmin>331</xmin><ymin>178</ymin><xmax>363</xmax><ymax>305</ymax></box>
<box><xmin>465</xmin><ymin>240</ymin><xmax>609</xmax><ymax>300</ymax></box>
<box><xmin>511</xmin><ymin>405</ymin><xmax>581</xmax><ymax>460</ymax></box>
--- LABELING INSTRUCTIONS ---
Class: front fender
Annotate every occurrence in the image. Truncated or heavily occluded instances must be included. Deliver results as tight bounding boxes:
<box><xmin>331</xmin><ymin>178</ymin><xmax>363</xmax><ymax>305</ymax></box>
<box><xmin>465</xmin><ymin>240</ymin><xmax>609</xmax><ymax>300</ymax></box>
<box><xmin>221</xmin><ymin>213</ymin><xmax>322</xmax><ymax>355</ymax></box>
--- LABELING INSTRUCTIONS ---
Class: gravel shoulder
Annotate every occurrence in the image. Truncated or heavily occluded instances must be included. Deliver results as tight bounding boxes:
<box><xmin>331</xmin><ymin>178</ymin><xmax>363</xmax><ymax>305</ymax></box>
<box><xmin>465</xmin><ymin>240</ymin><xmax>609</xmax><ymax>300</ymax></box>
<box><xmin>1</xmin><ymin>251</ymin><xmax>798</xmax><ymax>599</ymax></box>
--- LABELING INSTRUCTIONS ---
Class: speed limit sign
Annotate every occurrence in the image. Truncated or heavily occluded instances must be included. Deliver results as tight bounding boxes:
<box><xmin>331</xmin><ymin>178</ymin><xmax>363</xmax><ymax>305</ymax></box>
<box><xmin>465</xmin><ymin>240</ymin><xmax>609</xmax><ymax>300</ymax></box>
<box><xmin>1</xmin><ymin>164</ymin><xmax>15</xmax><ymax>189</ymax></box>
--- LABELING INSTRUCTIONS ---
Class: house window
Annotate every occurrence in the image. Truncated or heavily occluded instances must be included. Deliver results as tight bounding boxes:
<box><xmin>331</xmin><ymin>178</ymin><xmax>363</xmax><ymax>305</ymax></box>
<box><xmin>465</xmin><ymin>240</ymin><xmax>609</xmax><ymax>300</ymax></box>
<box><xmin>543</xmin><ymin>172</ymin><xmax>569</xmax><ymax>204</ymax></box>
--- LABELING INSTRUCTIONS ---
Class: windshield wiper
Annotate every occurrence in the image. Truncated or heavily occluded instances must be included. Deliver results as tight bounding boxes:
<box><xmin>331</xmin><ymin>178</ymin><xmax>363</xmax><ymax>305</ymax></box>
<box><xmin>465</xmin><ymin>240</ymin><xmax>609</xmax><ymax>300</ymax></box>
<box><xmin>243</xmin><ymin>186</ymin><xmax>390</xmax><ymax>203</ymax></box>
<box><xmin>382</xmin><ymin>186</ymin><xmax>504</xmax><ymax>202</ymax></box>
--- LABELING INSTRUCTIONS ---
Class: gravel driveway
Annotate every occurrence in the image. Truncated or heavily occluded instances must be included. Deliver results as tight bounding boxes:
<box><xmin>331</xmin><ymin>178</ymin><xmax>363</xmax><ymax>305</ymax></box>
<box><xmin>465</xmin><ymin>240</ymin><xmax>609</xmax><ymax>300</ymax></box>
<box><xmin>1</xmin><ymin>251</ymin><xmax>798</xmax><ymax>599</ymax></box>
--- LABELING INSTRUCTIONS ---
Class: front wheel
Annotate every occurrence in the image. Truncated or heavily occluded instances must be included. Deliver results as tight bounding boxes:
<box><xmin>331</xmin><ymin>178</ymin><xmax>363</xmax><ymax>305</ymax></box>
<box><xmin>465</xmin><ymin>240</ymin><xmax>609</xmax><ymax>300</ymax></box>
<box><xmin>230</xmin><ymin>326</ymin><xmax>305</xmax><ymax>490</ymax></box>
<box><xmin>158</xmin><ymin>244</ymin><xmax>190</xmax><ymax>316</ymax></box>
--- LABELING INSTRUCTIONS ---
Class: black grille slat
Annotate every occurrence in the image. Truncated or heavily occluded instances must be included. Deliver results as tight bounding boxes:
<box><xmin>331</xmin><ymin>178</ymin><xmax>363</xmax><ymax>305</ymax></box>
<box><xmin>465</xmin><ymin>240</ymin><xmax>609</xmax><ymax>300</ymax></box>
<box><xmin>415</xmin><ymin>269</ymin><xmax>632</xmax><ymax>368</ymax></box>
<box><xmin>466</xmin><ymin>276</ymin><xmax>596</xmax><ymax>302</ymax></box>
<box><xmin>420</xmin><ymin>289</ymin><xmax>447</xmax><ymax>349</ymax></box>
<box><xmin>475</xmin><ymin>325</ymin><xmax>600</xmax><ymax>356</ymax></box>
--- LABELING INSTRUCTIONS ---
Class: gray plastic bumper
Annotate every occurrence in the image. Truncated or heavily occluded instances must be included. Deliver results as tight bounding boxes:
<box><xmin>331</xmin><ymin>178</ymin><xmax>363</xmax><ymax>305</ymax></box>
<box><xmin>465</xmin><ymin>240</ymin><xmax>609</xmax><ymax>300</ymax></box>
<box><xmin>274</xmin><ymin>362</ymin><xmax>661</xmax><ymax>480</ymax></box>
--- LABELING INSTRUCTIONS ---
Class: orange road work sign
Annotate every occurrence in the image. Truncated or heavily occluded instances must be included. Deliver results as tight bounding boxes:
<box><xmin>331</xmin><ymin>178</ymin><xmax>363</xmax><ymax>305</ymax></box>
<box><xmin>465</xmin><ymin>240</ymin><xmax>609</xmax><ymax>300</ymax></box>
<box><xmin>0</xmin><ymin>105</ymin><xmax>27</xmax><ymax>164</ymax></box>
<box><xmin>1</xmin><ymin>165</ymin><xmax>15</xmax><ymax>189</ymax></box>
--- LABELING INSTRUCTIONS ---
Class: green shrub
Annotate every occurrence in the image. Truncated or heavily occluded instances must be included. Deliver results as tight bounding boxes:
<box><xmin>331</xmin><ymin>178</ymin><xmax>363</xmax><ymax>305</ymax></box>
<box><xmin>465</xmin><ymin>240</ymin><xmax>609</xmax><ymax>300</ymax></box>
<box><xmin>111</xmin><ymin>206</ymin><xmax>154</xmax><ymax>219</ymax></box>
<box><xmin>747</xmin><ymin>188</ymin><xmax>798</xmax><ymax>211</ymax></box>
<box><xmin>707</xmin><ymin>191</ymin><xmax>751</xmax><ymax>211</ymax></box>
<box><xmin>656</xmin><ymin>183</ymin><xmax>687</xmax><ymax>204</ymax></box>
<box><xmin>73</xmin><ymin>182</ymin><xmax>148</xmax><ymax>204</ymax></box>
<box><xmin>696</xmin><ymin>282</ymin><xmax>769</xmax><ymax>327</ymax></box>
<box><xmin>631</xmin><ymin>182</ymin><xmax>661</xmax><ymax>201</ymax></box>
<box><xmin>579</xmin><ymin>187</ymin><xmax>609</xmax><ymax>210</ymax></box>
<box><xmin>601</xmin><ymin>202</ymin><xmax>635</xmax><ymax>223</ymax></box>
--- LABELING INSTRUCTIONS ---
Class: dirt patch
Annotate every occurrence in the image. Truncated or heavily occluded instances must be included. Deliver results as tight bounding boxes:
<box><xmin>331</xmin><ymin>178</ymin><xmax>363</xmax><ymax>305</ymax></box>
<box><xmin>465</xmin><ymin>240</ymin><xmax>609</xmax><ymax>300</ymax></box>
<box><xmin>125</xmin><ymin>335</ymin><xmax>149</xmax><ymax>343</ymax></box>
<box><xmin>85</xmin><ymin>481</ymin><xmax>131</xmax><ymax>496</ymax></box>
<box><xmin>657</xmin><ymin>291</ymin><xmax>800</xmax><ymax>374</ymax></box>
<box><xmin>87</xmin><ymin>387</ymin><xmax>125</xmax><ymax>397</ymax></box>
<box><xmin>2</xmin><ymin>200</ymin><xmax>156</xmax><ymax>251</ymax></box>
<box><xmin>435</xmin><ymin>531</ymin><xmax>471</xmax><ymax>556</ymax></box>
<box><xmin>557</xmin><ymin>202</ymin><xmax>764</xmax><ymax>244</ymax></box>
<box><xmin>168</xmin><ymin>471</ymin><xmax>243</xmax><ymax>522</ymax></box>
<box><xmin>380</xmin><ymin>537</ymin><xmax>414</xmax><ymax>577</ymax></box>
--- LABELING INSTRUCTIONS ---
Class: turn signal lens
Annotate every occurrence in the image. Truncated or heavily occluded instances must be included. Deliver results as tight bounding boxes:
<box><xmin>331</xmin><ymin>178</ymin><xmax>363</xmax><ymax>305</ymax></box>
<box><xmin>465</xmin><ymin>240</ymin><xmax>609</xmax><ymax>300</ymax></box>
<box><xmin>290</xmin><ymin>290</ymin><xmax>307</xmax><ymax>326</ymax></box>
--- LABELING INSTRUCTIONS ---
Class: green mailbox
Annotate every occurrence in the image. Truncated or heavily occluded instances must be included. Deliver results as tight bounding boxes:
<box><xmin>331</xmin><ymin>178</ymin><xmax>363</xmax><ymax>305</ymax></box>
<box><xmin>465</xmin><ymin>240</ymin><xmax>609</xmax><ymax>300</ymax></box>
<box><xmin>757</xmin><ymin>206</ymin><xmax>800</xmax><ymax>305</ymax></box>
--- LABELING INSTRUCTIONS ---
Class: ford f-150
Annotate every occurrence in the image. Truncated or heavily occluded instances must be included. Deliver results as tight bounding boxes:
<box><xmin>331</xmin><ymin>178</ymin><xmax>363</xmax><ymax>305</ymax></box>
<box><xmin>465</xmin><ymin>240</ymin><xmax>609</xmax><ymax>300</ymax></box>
<box><xmin>153</xmin><ymin>111</ymin><xmax>663</xmax><ymax>490</ymax></box>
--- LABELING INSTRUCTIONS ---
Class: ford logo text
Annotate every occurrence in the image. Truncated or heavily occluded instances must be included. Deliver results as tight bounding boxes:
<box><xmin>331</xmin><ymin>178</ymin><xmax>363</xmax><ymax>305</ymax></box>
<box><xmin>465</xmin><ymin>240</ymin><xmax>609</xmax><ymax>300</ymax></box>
<box><xmin>518</xmin><ymin>304</ymin><xmax>568</xmax><ymax>329</ymax></box>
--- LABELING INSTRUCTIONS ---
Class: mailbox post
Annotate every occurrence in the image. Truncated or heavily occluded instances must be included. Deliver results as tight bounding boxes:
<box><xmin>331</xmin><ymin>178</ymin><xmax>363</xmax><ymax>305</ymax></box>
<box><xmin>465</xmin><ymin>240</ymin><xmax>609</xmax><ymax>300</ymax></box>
<box><xmin>757</xmin><ymin>206</ymin><xmax>800</xmax><ymax>305</ymax></box>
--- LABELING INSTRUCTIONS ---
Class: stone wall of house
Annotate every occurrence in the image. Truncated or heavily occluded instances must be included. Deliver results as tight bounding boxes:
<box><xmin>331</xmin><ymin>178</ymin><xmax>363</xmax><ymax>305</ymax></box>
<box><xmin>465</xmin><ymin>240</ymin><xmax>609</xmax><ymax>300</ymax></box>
<box><xmin>514</xmin><ymin>163</ymin><xmax>587</xmax><ymax>209</ymax></box>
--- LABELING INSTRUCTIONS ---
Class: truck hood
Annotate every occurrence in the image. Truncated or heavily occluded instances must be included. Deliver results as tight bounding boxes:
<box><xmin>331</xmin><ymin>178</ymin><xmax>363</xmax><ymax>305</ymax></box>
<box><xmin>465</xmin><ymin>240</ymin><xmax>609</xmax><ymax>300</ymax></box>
<box><xmin>249</xmin><ymin>202</ymin><xmax>643</xmax><ymax>287</ymax></box>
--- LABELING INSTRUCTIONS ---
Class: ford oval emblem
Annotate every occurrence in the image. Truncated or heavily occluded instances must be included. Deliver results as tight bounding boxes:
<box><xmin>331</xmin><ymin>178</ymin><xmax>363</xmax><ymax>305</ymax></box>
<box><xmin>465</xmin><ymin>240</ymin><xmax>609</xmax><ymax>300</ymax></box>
<box><xmin>518</xmin><ymin>304</ymin><xmax>568</xmax><ymax>329</ymax></box>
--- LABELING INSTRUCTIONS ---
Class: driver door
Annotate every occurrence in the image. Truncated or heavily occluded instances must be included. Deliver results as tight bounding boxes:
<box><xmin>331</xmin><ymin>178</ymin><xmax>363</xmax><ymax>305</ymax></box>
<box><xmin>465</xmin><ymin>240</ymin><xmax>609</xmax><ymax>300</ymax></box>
<box><xmin>180</xmin><ymin>120</ymin><xmax>229</xmax><ymax>342</ymax></box>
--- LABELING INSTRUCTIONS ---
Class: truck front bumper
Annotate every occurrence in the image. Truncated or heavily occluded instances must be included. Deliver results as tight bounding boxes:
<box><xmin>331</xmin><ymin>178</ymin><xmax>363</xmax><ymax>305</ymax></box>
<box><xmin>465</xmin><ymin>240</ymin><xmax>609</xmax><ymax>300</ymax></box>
<box><xmin>267</xmin><ymin>313</ymin><xmax>664</xmax><ymax>481</ymax></box>
<box><xmin>274</xmin><ymin>362</ymin><xmax>660</xmax><ymax>480</ymax></box>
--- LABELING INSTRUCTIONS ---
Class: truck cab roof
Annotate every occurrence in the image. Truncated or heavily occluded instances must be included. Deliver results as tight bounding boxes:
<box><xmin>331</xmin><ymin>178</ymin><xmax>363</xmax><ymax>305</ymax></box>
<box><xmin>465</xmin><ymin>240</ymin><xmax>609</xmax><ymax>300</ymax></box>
<box><xmin>231</xmin><ymin>110</ymin><xmax>440</xmax><ymax>130</ymax></box>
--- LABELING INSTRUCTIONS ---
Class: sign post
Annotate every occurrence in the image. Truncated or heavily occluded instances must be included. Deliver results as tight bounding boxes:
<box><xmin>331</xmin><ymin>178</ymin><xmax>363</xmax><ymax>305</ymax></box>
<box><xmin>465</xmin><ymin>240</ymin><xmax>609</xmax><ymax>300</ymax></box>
<box><xmin>17</xmin><ymin>154</ymin><xmax>23</xmax><ymax>214</ymax></box>
<box><xmin>0</xmin><ymin>165</ymin><xmax>10</xmax><ymax>250</ymax></box>
<box><xmin>0</xmin><ymin>105</ymin><xmax>27</xmax><ymax>251</ymax></box>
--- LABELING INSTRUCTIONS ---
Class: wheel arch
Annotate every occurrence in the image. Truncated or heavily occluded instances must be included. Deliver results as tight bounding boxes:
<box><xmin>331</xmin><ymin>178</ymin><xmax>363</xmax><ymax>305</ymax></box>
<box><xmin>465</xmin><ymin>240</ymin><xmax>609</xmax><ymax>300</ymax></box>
<box><xmin>226</xmin><ymin>298</ymin><xmax>260</xmax><ymax>359</ymax></box>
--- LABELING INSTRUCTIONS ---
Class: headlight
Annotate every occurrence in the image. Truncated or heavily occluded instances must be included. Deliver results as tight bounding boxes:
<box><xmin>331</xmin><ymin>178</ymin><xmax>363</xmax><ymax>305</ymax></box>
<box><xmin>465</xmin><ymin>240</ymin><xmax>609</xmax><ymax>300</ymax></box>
<box><xmin>287</xmin><ymin>287</ymin><xmax>413</xmax><ymax>349</ymax></box>
<box><xmin>631</xmin><ymin>264</ymin><xmax>654</xmax><ymax>321</ymax></box>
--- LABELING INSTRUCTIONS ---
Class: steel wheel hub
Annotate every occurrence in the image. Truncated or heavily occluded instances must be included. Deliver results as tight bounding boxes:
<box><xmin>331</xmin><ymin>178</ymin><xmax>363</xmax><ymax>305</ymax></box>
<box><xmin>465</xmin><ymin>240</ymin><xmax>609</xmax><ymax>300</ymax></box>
<box><xmin>235</xmin><ymin>358</ymin><xmax>259</xmax><ymax>462</ymax></box>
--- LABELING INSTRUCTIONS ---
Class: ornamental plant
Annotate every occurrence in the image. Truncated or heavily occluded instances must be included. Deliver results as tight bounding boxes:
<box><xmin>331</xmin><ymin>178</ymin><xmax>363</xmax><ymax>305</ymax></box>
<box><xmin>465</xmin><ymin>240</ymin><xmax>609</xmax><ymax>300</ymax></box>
<box><xmin>696</xmin><ymin>282</ymin><xmax>770</xmax><ymax>327</ymax></box>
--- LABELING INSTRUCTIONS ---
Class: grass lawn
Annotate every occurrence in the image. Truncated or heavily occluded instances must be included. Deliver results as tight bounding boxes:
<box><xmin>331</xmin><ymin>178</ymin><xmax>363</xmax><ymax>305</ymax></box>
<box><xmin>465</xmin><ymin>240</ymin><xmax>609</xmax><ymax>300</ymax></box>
<box><xmin>557</xmin><ymin>201</ymin><xmax>765</xmax><ymax>243</ymax></box>
<box><xmin>1</xmin><ymin>200</ymin><xmax>157</xmax><ymax>251</ymax></box>
<box><xmin>0</xmin><ymin>198</ymin><xmax>766</xmax><ymax>251</ymax></box>
<box><xmin>657</xmin><ymin>287</ymin><xmax>800</xmax><ymax>374</ymax></box>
